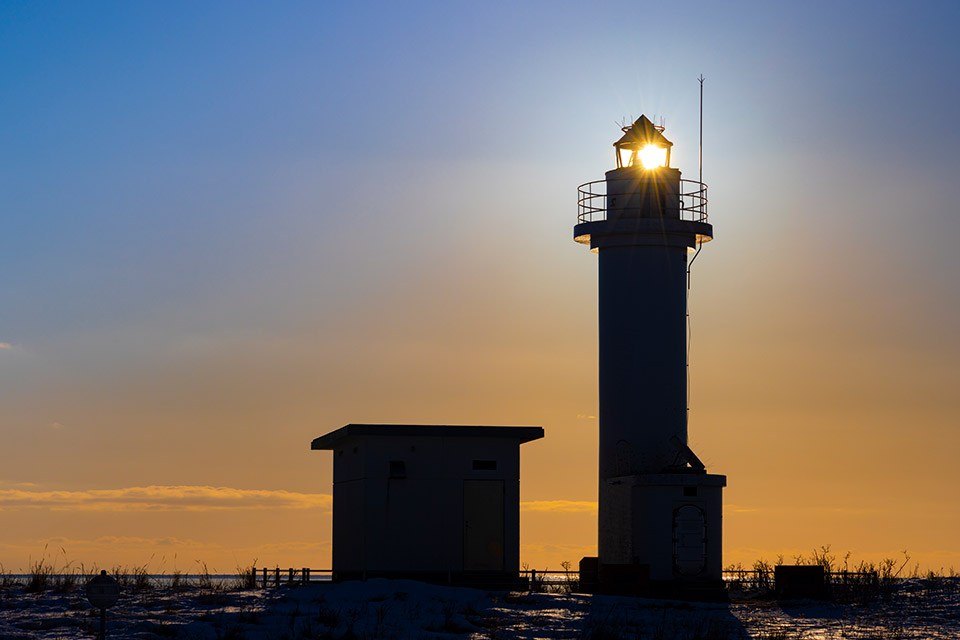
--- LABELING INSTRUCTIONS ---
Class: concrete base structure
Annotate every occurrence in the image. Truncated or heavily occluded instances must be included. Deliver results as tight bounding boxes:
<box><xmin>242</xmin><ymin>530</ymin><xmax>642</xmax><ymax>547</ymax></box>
<box><xmin>580</xmin><ymin>472</ymin><xmax>726</xmax><ymax>600</ymax></box>
<box><xmin>330</xmin><ymin>570</ymin><xmax>528</xmax><ymax>590</ymax></box>
<box><xmin>599</xmin><ymin>473</ymin><xmax>725</xmax><ymax>576</ymax></box>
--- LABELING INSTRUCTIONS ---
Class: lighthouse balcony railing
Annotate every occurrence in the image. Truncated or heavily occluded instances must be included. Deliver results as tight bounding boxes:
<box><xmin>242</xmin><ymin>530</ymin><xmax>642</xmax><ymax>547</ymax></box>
<box><xmin>577</xmin><ymin>178</ymin><xmax>708</xmax><ymax>224</ymax></box>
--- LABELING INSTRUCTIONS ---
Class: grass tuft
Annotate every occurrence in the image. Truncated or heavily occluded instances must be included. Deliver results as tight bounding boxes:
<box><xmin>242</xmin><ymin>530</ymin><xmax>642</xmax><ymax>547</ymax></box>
<box><xmin>25</xmin><ymin>558</ymin><xmax>54</xmax><ymax>593</ymax></box>
<box><xmin>234</xmin><ymin>560</ymin><xmax>259</xmax><ymax>590</ymax></box>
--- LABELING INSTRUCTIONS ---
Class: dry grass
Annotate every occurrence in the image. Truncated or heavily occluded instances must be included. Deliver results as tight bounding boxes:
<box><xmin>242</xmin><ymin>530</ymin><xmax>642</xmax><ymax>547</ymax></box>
<box><xmin>725</xmin><ymin>546</ymin><xmax>958</xmax><ymax>603</ymax></box>
<box><xmin>4</xmin><ymin>548</ymin><xmax>264</xmax><ymax>597</ymax></box>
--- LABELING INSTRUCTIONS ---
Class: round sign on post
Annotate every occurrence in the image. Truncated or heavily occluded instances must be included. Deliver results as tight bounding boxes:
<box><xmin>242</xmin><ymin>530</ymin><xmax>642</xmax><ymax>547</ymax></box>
<box><xmin>86</xmin><ymin>570</ymin><xmax>120</xmax><ymax>640</ymax></box>
<box><xmin>87</xmin><ymin>570</ymin><xmax>120</xmax><ymax>608</ymax></box>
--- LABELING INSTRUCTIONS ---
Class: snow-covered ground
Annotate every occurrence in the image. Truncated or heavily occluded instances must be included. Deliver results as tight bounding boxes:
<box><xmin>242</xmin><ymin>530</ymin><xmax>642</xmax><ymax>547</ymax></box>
<box><xmin>1</xmin><ymin>577</ymin><xmax>957</xmax><ymax>639</ymax></box>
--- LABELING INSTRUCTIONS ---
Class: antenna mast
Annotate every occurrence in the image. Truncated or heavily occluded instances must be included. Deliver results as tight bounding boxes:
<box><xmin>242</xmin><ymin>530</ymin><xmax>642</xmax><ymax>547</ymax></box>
<box><xmin>698</xmin><ymin>74</ymin><xmax>704</xmax><ymax>186</ymax></box>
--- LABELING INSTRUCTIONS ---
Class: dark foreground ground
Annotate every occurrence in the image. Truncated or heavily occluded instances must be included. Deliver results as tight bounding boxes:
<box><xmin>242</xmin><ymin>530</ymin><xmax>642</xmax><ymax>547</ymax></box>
<box><xmin>1</xmin><ymin>577</ymin><xmax>958</xmax><ymax>639</ymax></box>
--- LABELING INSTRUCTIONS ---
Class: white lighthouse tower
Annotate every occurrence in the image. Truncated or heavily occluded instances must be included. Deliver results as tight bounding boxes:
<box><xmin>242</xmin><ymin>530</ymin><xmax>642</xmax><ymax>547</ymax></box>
<box><xmin>575</xmin><ymin>115</ymin><xmax>725</xmax><ymax>599</ymax></box>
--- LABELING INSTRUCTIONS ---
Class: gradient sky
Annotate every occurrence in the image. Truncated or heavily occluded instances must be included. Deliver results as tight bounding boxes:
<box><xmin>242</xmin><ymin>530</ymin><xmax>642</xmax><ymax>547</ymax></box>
<box><xmin>2</xmin><ymin>1</ymin><xmax>959</xmax><ymax>574</ymax></box>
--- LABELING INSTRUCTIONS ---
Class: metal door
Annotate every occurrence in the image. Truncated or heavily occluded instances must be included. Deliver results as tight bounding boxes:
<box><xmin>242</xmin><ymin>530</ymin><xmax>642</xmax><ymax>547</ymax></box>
<box><xmin>463</xmin><ymin>480</ymin><xmax>504</xmax><ymax>571</ymax></box>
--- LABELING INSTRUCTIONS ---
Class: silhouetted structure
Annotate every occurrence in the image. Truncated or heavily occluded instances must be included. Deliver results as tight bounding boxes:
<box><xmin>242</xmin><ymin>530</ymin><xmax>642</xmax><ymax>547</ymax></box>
<box><xmin>775</xmin><ymin>565</ymin><xmax>826</xmax><ymax>600</ymax></box>
<box><xmin>311</xmin><ymin>424</ymin><xmax>543</xmax><ymax>586</ymax></box>
<box><xmin>574</xmin><ymin>116</ymin><xmax>726</xmax><ymax>599</ymax></box>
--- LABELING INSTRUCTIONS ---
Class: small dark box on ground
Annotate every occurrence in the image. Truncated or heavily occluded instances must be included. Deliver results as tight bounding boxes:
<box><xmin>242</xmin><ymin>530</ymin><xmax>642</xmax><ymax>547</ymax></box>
<box><xmin>579</xmin><ymin>556</ymin><xmax>599</xmax><ymax>592</ymax></box>
<box><xmin>775</xmin><ymin>565</ymin><xmax>825</xmax><ymax>600</ymax></box>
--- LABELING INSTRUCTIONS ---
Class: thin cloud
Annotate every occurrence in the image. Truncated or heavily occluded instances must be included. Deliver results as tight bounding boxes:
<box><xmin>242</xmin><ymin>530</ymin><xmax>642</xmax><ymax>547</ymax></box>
<box><xmin>725</xmin><ymin>504</ymin><xmax>760</xmax><ymax>514</ymax></box>
<box><xmin>725</xmin><ymin>504</ymin><xmax>882</xmax><ymax>517</ymax></box>
<box><xmin>0</xmin><ymin>485</ymin><xmax>332</xmax><ymax>512</ymax></box>
<box><xmin>18</xmin><ymin>535</ymin><xmax>218</xmax><ymax>549</ymax></box>
<box><xmin>521</xmin><ymin>500</ymin><xmax>597</xmax><ymax>513</ymax></box>
<box><xmin>250</xmin><ymin>540</ymin><xmax>332</xmax><ymax>554</ymax></box>
<box><xmin>0</xmin><ymin>343</ymin><xmax>12</xmax><ymax>350</ymax></box>
<box><xmin>521</xmin><ymin>542</ymin><xmax>596</xmax><ymax>554</ymax></box>
<box><xmin>0</xmin><ymin>481</ymin><xmax>39</xmax><ymax>489</ymax></box>
<box><xmin>0</xmin><ymin>536</ymin><xmax>334</xmax><ymax>573</ymax></box>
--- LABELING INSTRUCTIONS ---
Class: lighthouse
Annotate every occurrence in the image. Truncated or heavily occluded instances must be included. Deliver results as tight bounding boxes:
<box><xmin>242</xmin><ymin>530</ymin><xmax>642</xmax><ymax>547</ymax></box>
<box><xmin>575</xmin><ymin>115</ymin><xmax>725</xmax><ymax>598</ymax></box>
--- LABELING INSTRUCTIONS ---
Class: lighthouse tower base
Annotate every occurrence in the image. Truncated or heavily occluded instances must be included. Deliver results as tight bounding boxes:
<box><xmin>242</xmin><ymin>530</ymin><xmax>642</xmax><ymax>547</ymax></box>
<box><xmin>580</xmin><ymin>472</ymin><xmax>726</xmax><ymax>601</ymax></box>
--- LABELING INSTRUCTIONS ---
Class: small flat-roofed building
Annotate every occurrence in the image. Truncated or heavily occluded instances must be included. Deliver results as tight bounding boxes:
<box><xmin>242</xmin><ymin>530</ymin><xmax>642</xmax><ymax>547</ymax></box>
<box><xmin>311</xmin><ymin>424</ymin><xmax>543</xmax><ymax>585</ymax></box>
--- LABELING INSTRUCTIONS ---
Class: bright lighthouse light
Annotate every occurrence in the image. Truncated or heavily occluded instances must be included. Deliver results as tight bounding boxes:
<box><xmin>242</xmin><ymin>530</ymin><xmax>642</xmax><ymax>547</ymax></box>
<box><xmin>612</xmin><ymin>115</ymin><xmax>673</xmax><ymax>169</ymax></box>
<box><xmin>638</xmin><ymin>144</ymin><xmax>667</xmax><ymax>170</ymax></box>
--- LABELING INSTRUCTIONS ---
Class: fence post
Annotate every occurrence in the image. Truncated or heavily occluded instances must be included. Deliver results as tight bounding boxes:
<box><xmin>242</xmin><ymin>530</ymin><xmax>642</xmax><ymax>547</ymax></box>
<box><xmin>302</xmin><ymin>568</ymin><xmax>310</xmax><ymax>584</ymax></box>
<box><xmin>262</xmin><ymin>567</ymin><xmax>267</xmax><ymax>588</ymax></box>
<box><xmin>288</xmin><ymin>568</ymin><xmax>294</xmax><ymax>584</ymax></box>
<box><xmin>274</xmin><ymin>567</ymin><xmax>280</xmax><ymax>587</ymax></box>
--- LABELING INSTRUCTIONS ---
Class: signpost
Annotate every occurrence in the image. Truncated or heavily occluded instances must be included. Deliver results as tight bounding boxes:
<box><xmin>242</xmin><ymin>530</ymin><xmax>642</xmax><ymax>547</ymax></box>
<box><xmin>86</xmin><ymin>570</ymin><xmax>120</xmax><ymax>640</ymax></box>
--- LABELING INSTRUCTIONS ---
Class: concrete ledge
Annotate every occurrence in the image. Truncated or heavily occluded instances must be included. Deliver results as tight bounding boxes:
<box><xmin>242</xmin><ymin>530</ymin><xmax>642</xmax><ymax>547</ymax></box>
<box><xmin>312</xmin><ymin>424</ymin><xmax>544</xmax><ymax>450</ymax></box>
<box><xmin>332</xmin><ymin>571</ymin><xmax>527</xmax><ymax>590</ymax></box>
<box><xmin>574</xmin><ymin>219</ymin><xmax>713</xmax><ymax>249</ymax></box>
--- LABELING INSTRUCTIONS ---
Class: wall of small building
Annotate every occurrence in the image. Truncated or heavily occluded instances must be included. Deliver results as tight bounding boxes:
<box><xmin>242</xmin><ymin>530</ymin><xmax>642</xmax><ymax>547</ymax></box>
<box><xmin>329</xmin><ymin>435</ymin><xmax>522</xmax><ymax>578</ymax></box>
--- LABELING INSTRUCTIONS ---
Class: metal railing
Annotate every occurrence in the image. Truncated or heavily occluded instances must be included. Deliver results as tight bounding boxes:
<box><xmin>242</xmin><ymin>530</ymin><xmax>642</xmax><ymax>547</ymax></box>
<box><xmin>577</xmin><ymin>178</ymin><xmax>708</xmax><ymax>224</ymax></box>
<box><xmin>253</xmin><ymin>567</ymin><xmax>332</xmax><ymax>587</ymax></box>
<box><xmin>246</xmin><ymin>566</ymin><xmax>884</xmax><ymax>598</ymax></box>
<box><xmin>723</xmin><ymin>568</ymin><xmax>881</xmax><ymax>597</ymax></box>
<box><xmin>250</xmin><ymin>568</ymin><xmax>576</xmax><ymax>589</ymax></box>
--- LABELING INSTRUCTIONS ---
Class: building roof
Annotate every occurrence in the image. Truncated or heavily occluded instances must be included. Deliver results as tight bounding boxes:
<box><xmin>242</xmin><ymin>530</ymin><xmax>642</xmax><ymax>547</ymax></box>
<box><xmin>311</xmin><ymin>424</ymin><xmax>544</xmax><ymax>450</ymax></box>
<box><xmin>615</xmin><ymin>114</ymin><xmax>673</xmax><ymax>149</ymax></box>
